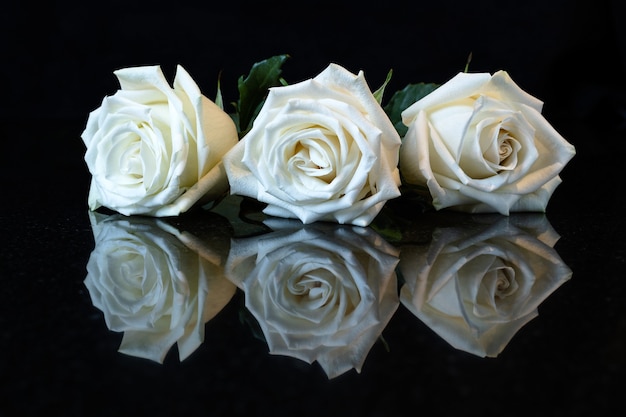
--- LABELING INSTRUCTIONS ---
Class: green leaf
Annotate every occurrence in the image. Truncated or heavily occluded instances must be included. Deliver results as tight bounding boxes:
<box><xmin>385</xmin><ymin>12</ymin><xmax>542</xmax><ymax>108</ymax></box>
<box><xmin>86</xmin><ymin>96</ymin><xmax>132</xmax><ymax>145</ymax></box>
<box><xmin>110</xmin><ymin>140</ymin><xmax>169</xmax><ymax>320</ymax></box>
<box><xmin>464</xmin><ymin>51</ymin><xmax>473</xmax><ymax>73</ymax></box>
<box><xmin>372</xmin><ymin>69</ymin><xmax>393</xmax><ymax>104</ymax></box>
<box><xmin>214</xmin><ymin>70</ymin><xmax>224</xmax><ymax>111</ymax></box>
<box><xmin>369</xmin><ymin>209</ymin><xmax>405</xmax><ymax>243</ymax></box>
<box><xmin>236</xmin><ymin>54</ymin><xmax>290</xmax><ymax>138</ymax></box>
<box><xmin>383</xmin><ymin>82</ymin><xmax>439</xmax><ymax>137</ymax></box>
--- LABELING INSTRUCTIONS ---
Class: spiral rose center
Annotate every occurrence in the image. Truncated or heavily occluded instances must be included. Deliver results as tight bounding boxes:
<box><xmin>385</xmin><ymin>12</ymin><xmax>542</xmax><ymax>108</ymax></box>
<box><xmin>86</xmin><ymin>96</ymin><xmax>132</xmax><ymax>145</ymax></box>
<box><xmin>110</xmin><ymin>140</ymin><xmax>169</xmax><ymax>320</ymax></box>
<box><xmin>290</xmin><ymin>138</ymin><xmax>337</xmax><ymax>184</ymax></box>
<box><xmin>494</xmin><ymin>266</ymin><xmax>515</xmax><ymax>297</ymax></box>
<box><xmin>289</xmin><ymin>268</ymin><xmax>334</xmax><ymax>309</ymax></box>
<box><xmin>499</xmin><ymin>140</ymin><xmax>513</xmax><ymax>162</ymax></box>
<box><xmin>120</xmin><ymin>141</ymin><xmax>143</xmax><ymax>179</ymax></box>
<box><xmin>484</xmin><ymin>261</ymin><xmax>518</xmax><ymax>301</ymax></box>
<box><xmin>458</xmin><ymin>108</ymin><xmax>529</xmax><ymax>180</ymax></box>
<box><xmin>495</xmin><ymin>130</ymin><xmax>517</xmax><ymax>169</ymax></box>
<box><xmin>110</xmin><ymin>121</ymin><xmax>168</xmax><ymax>192</ymax></box>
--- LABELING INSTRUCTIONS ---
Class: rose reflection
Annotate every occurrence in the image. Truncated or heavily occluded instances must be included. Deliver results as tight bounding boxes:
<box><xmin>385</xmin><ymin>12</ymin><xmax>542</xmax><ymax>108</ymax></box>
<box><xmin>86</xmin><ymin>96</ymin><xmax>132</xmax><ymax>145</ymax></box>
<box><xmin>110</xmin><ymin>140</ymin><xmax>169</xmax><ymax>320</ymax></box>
<box><xmin>225</xmin><ymin>219</ymin><xmax>400</xmax><ymax>379</ymax></box>
<box><xmin>84</xmin><ymin>211</ymin><xmax>236</xmax><ymax>363</ymax></box>
<box><xmin>398</xmin><ymin>214</ymin><xmax>572</xmax><ymax>357</ymax></box>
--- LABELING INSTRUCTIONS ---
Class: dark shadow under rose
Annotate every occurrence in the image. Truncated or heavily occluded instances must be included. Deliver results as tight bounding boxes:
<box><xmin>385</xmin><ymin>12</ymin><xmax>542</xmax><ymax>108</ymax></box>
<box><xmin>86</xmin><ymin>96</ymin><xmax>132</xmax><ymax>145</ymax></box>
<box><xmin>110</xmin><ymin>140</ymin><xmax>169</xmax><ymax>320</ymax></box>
<box><xmin>398</xmin><ymin>214</ymin><xmax>572</xmax><ymax>357</ymax></box>
<box><xmin>225</xmin><ymin>219</ymin><xmax>400</xmax><ymax>379</ymax></box>
<box><xmin>84</xmin><ymin>211</ymin><xmax>236</xmax><ymax>363</ymax></box>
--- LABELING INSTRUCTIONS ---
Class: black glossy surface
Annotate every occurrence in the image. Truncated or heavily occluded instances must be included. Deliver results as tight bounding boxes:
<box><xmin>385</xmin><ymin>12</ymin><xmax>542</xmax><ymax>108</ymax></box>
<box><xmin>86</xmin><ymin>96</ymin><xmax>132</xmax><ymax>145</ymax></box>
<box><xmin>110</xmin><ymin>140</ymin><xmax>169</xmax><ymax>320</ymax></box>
<box><xmin>2</xmin><ymin>2</ymin><xmax>626</xmax><ymax>416</ymax></box>
<box><xmin>2</xmin><ymin>116</ymin><xmax>625</xmax><ymax>416</ymax></box>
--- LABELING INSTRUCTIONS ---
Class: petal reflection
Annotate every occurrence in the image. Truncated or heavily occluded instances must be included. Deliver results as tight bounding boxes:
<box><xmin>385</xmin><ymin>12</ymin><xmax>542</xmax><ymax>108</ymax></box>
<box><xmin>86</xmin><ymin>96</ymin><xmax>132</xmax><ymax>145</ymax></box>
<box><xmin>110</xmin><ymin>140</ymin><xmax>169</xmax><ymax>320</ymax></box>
<box><xmin>84</xmin><ymin>211</ymin><xmax>236</xmax><ymax>363</ymax></box>
<box><xmin>225</xmin><ymin>218</ymin><xmax>400</xmax><ymax>379</ymax></box>
<box><xmin>398</xmin><ymin>214</ymin><xmax>572</xmax><ymax>357</ymax></box>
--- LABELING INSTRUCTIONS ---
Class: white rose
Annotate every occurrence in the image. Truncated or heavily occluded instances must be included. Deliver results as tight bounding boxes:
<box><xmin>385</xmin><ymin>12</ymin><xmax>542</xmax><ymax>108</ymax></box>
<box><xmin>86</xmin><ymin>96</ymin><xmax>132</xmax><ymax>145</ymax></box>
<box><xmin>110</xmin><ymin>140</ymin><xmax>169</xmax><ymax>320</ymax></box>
<box><xmin>84</xmin><ymin>212</ymin><xmax>236</xmax><ymax>363</ymax></box>
<box><xmin>82</xmin><ymin>65</ymin><xmax>238</xmax><ymax>216</ymax></box>
<box><xmin>225</xmin><ymin>220</ymin><xmax>400</xmax><ymax>378</ymax></box>
<box><xmin>223</xmin><ymin>63</ymin><xmax>402</xmax><ymax>227</ymax></box>
<box><xmin>400</xmin><ymin>71</ymin><xmax>576</xmax><ymax>214</ymax></box>
<box><xmin>398</xmin><ymin>214</ymin><xmax>572</xmax><ymax>357</ymax></box>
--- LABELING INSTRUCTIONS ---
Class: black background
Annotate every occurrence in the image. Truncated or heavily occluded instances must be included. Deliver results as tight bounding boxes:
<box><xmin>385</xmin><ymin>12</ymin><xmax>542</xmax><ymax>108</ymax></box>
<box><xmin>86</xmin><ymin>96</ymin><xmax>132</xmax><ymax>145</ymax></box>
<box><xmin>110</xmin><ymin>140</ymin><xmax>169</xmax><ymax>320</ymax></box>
<box><xmin>1</xmin><ymin>1</ymin><xmax>626</xmax><ymax>416</ymax></box>
<box><xmin>2</xmin><ymin>0</ymin><xmax>625</xmax><ymax>129</ymax></box>
<box><xmin>3</xmin><ymin>0</ymin><xmax>625</xmax><ymax>206</ymax></box>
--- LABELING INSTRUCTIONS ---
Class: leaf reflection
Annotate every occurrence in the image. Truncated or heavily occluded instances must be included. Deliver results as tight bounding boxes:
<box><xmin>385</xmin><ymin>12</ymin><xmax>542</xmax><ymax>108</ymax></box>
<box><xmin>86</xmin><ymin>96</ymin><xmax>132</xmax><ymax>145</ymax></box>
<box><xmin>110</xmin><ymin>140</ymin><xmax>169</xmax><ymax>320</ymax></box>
<box><xmin>397</xmin><ymin>213</ymin><xmax>573</xmax><ymax>357</ymax></box>
<box><xmin>84</xmin><ymin>211</ymin><xmax>237</xmax><ymax>363</ymax></box>
<box><xmin>225</xmin><ymin>218</ymin><xmax>400</xmax><ymax>379</ymax></box>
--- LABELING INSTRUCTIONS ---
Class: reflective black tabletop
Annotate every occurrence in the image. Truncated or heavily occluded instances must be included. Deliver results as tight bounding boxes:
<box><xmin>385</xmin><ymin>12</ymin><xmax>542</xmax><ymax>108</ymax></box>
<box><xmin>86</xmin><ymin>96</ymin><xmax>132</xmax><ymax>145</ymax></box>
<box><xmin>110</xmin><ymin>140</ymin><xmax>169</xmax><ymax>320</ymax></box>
<box><xmin>1</xmin><ymin>117</ymin><xmax>624</xmax><ymax>416</ymax></box>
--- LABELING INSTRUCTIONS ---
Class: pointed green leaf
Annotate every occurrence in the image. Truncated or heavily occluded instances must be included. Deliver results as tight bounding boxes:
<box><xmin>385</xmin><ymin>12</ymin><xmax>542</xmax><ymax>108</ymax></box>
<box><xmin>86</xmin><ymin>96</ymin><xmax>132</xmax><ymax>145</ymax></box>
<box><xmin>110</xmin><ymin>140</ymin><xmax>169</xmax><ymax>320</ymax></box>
<box><xmin>372</xmin><ymin>69</ymin><xmax>393</xmax><ymax>104</ymax></box>
<box><xmin>214</xmin><ymin>71</ymin><xmax>224</xmax><ymax>111</ymax></box>
<box><xmin>383</xmin><ymin>82</ymin><xmax>439</xmax><ymax>137</ymax></box>
<box><xmin>236</xmin><ymin>54</ymin><xmax>290</xmax><ymax>137</ymax></box>
<box><xmin>464</xmin><ymin>51</ymin><xmax>473</xmax><ymax>73</ymax></box>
